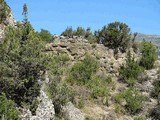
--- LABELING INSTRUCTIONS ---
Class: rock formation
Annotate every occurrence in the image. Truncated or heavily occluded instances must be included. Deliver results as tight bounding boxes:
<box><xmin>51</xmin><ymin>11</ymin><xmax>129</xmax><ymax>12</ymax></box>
<box><xmin>62</xmin><ymin>102</ymin><xmax>85</xmax><ymax>120</ymax></box>
<box><xmin>0</xmin><ymin>3</ymin><xmax>16</xmax><ymax>40</ymax></box>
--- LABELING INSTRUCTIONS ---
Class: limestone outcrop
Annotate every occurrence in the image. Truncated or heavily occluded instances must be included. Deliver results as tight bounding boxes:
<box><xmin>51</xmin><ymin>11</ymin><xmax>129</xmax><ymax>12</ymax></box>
<box><xmin>21</xmin><ymin>89</ymin><xmax>55</xmax><ymax>120</ymax></box>
<box><xmin>0</xmin><ymin>4</ymin><xmax>16</xmax><ymax>41</ymax></box>
<box><xmin>62</xmin><ymin>102</ymin><xmax>85</xmax><ymax>120</ymax></box>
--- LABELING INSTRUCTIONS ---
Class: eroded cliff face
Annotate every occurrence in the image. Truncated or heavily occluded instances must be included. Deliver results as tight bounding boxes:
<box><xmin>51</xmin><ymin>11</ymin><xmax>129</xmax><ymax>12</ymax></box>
<box><xmin>46</xmin><ymin>36</ymin><xmax>140</xmax><ymax>76</ymax></box>
<box><xmin>0</xmin><ymin>2</ymin><xmax>16</xmax><ymax>40</ymax></box>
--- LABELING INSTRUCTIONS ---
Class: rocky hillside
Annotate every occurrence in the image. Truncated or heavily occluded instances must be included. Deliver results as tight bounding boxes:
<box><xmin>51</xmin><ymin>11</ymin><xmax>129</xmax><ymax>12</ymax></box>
<box><xmin>45</xmin><ymin>36</ymin><xmax>159</xmax><ymax>120</ymax></box>
<box><xmin>1</xmin><ymin>1</ymin><xmax>160</xmax><ymax>120</ymax></box>
<box><xmin>46</xmin><ymin>36</ymin><xmax>136</xmax><ymax>75</ymax></box>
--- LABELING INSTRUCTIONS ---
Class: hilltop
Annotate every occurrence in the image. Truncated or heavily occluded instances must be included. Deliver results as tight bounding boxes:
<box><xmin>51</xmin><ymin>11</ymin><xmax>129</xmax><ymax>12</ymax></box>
<box><xmin>0</xmin><ymin>1</ymin><xmax>160</xmax><ymax>120</ymax></box>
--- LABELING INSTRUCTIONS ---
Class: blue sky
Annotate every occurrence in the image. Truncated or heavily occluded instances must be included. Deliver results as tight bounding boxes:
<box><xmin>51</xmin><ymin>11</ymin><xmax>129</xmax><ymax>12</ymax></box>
<box><xmin>6</xmin><ymin>0</ymin><xmax>160</xmax><ymax>35</ymax></box>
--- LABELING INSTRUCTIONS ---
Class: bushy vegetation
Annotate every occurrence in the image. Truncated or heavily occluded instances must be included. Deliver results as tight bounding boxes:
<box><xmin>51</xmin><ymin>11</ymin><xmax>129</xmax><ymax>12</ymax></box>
<box><xmin>87</xmin><ymin>75</ymin><xmax>108</xmax><ymax>99</ymax></box>
<box><xmin>0</xmin><ymin>93</ymin><xmax>20</xmax><ymax>120</ymax></box>
<box><xmin>0</xmin><ymin>23</ymin><xmax>47</xmax><ymax>114</ymax></box>
<box><xmin>69</xmin><ymin>55</ymin><xmax>98</xmax><ymax>85</ymax></box>
<box><xmin>39</xmin><ymin>29</ymin><xmax>52</xmax><ymax>43</ymax></box>
<box><xmin>68</xmin><ymin>55</ymin><xmax>109</xmax><ymax>99</ymax></box>
<box><xmin>114</xmin><ymin>104</ymin><xmax>125</xmax><ymax>114</ymax></box>
<box><xmin>139</xmin><ymin>41</ymin><xmax>157</xmax><ymax>69</ymax></box>
<box><xmin>47</xmin><ymin>76</ymin><xmax>74</xmax><ymax>115</ymax></box>
<box><xmin>119</xmin><ymin>51</ymin><xmax>143</xmax><ymax>86</ymax></box>
<box><xmin>95</xmin><ymin>21</ymin><xmax>132</xmax><ymax>53</ymax></box>
<box><xmin>151</xmin><ymin>79</ymin><xmax>160</xmax><ymax>99</ymax></box>
<box><xmin>46</xmin><ymin>53</ymin><xmax>72</xmax><ymax>115</ymax></box>
<box><xmin>46</xmin><ymin>53</ymin><xmax>70</xmax><ymax>75</ymax></box>
<box><xmin>61</xmin><ymin>26</ymin><xmax>96</xmax><ymax>43</ymax></box>
<box><xmin>125</xmin><ymin>88</ymin><xmax>144</xmax><ymax>113</ymax></box>
<box><xmin>61</xmin><ymin>26</ymin><xmax>73</xmax><ymax>38</ymax></box>
<box><xmin>134</xmin><ymin>116</ymin><xmax>145</xmax><ymax>120</ymax></box>
<box><xmin>115</xmin><ymin>88</ymin><xmax>144</xmax><ymax>114</ymax></box>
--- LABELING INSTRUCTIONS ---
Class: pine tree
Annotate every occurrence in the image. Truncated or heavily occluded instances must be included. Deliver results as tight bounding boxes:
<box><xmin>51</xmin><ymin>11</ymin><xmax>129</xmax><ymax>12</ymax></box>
<box><xmin>22</xmin><ymin>3</ymin><xmax>28</xmax><ymax>22</ymax></box>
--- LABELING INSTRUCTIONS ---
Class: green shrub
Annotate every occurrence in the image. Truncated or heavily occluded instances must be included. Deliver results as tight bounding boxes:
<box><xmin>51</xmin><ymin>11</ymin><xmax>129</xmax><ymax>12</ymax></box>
<box><xmin>85</xmin><ymin>27</ymin><xmax>96</xmax><ymax>44</ymax></box>
<box><xmin>61</xmin><ymin>26</ymin><xmax>95</xmax><ymax>42</ymax></box>
<box><xmin>87</xmin><ymin>75</ymin><xmax>108</xmax><ymax>99</ymax></box>
<box><xmin>47</xmin><ymin>76</ymin><xmax>74</xmax><ymax>114</ymax></box>
<box><xmin>47</xmin><ymin>53</ymin><xmax>69</xmax><ymax>75</ymax></box>
<box><xmin>0</xmin><ymin>94</ymin><xmax>20</xmax><ymax>120</ymax></box>
<box><xmin>69</xmin><ymin>55</ymin><xmax>98</xmax><ymax>85</ymax></box>
<box><xmin>139</xmin><ymin>41</ymin><xmax>157</xmax><ymax>70</ymax></box>
<box><xmin>114</xmin><ymin>104</ymin><xmax>125</xmax><ymax>114</ymax></box>
<box><xmin>74</xmin><ymin>27</ymin><xmax>85</xmax><ymax>36</ymax></box>
<box><xmin>54</xmin><ymin>116</ymin><xmax>61</xmax><ymax>120</ymax></box>
<box><xmin>59</xmin><ymin>53</ymin><xmax>70</xmax><ymax>64</ymax></box>
<box><xmin>134</xmin><ymin>116</ymin><xmax>145</xmax><ymax>120</ymax></box>
<box><xmin>151</xmin><ymin>80</ymin><xmax>160</xmax><ymax>99</ymax></box>
<box><xmin>115</xmin><ymin>91</ymin><xmax>125</xmax><ymax>104</ymax></box>
<box><xmin>39</xmin><ymin>29</ymin><xmax>52</xmax><ymax>43</ymax></box>
<box><xmin>61</xmin><ymin>26</ymin><xmax>73</xmax><ymax>37</ymax></box>
<box><xmin>119</xmin><ymin>51</ymin><xmax>143</xmax><ymax>86</ymax></box>
<box><xmin>124</xmin><ymin>88</ymin><xmax>144</xmax><ymax>114</ymax></box>
<box><xmin>115</xmin><ymin>88</ymin><xmax>144</xmax><ymax>114</ymax></box>
<box><xmin>77</xmin><ymin>97</ymin><xmax>85</xmax><ymax>108</ymax></box>
<box><xmin>68</xmin><ymin>55</ymin><xmax>110</xmax><ymax>99</ymax></box>
<box><xmin>95</xmin><ymin>21</ymin><xmax>132</xmax><ymax>53</ymax></box>
<box><xmin>0</xmin><ymin>24</ymin><xmax>47</xmax><ymax>114</ymax></box>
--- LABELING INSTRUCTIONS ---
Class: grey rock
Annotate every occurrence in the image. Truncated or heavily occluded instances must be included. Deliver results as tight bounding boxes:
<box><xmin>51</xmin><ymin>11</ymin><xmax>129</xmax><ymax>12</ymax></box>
<box><xmin>21</xmin><ymin>90</ymin><xmax>55</xmax><ymax>120</ymax></box>
<box><xmin>62</xmin><ymin>102</ymin><xmax>85</xmax><ymax>120</ymax></box>
<box><xmin>60</xmin><ymin>35</ymin><xmax>65</xmax><ymax>39</ymax></box>
<box><xmin>36</xmin><ymin>90</ymin><xmax>55</xmax><ymax>120</ymax></box>
<box><xmin>103</xmin><ymin>112</ymin><xmax>116</xmax><ymax>120</ymax></box>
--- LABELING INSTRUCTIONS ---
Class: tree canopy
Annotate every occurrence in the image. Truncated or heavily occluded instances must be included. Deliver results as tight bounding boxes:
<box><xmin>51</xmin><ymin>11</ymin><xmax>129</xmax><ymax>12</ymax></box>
<box><xmin>95</xmin><ymin>21</ymin><xmax>132</xmax><ymax>53</ymax></box>
<box><xmin>22</xmin><ymin>3</ymin><xmax>28</xmax><ymax>22</ymax></box>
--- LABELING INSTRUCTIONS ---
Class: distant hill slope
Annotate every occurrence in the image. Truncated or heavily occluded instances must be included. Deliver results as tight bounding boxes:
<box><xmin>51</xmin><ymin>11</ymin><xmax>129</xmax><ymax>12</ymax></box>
<box><xmin>135</xmin><ymin>33</ymin><xmax>160</xmax><ymax>46</ymax></box>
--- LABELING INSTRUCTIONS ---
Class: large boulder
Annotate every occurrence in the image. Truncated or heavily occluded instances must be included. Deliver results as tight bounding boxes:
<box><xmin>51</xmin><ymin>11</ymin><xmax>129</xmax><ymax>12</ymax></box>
<box><xmin>62</xmin><ymin>102</ymin><xmax>85</xmax><ymax>120</ymax></box>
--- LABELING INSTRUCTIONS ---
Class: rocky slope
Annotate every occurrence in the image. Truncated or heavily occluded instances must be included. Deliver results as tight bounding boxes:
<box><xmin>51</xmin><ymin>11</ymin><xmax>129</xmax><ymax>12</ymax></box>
<box><xmin>45</xmin><ymin>36</ymin><xmax>159</xmax><ymax>120</ymax></box>
<box><xmin>1</xmin><ymin>2</ymin><xmax>159</xmax><ymax>120</ymax></box>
